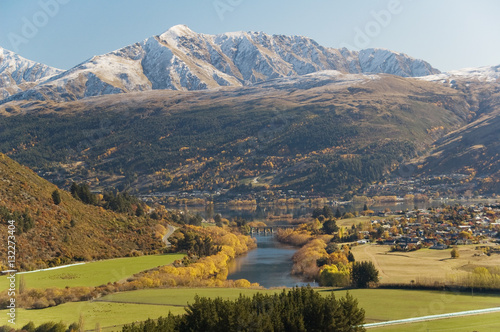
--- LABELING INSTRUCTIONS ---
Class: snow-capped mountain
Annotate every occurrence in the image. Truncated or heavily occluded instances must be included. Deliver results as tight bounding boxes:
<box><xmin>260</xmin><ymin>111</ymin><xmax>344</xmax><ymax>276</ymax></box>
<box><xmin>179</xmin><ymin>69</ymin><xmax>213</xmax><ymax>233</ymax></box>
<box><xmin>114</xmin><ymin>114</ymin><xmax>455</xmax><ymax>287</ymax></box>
<box><xmin>2</xmin><ymin>25</ymin><xmax>440</xmax><ymax>103</ymax></box>
<box><xmin>0</xmin><ymin>47</ymin><xmax>63</xmax><ymax>99</ymax></box>
<box><xmin>419</xmin><ymin>65</ymin><xmax>500</xmax><ymax>84</ymax></box>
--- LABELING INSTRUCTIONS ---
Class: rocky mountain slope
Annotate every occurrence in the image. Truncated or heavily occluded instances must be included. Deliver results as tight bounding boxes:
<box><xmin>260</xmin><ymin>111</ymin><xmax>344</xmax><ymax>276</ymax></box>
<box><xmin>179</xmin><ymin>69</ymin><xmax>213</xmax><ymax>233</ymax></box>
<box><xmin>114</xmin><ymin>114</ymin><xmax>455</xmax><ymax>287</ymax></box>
<box><xmin>1</xmin><ymin>25</ymin><xmax>439</xmax><ymax>103</ymax></box>
<box><xmin>0</xmin><ymin>47</ymin><xmax>62</xmax><ymax>100</ymax></box>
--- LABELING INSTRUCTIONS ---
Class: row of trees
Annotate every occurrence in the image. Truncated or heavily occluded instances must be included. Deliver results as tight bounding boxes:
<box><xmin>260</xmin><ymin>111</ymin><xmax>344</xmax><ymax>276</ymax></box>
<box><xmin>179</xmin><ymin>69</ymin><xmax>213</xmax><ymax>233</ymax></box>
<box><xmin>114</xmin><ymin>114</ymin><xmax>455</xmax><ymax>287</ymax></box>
<box><xmin>122</xmin><ymin>287</ymin><xmax>366</xmax><ymax>332</ymax></box>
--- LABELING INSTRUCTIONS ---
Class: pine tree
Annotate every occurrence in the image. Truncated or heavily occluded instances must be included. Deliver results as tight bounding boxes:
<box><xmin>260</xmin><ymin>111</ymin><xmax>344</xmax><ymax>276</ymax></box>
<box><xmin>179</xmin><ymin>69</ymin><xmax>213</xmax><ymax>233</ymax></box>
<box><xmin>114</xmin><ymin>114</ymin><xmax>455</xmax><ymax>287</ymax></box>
<box><xmin>52</xmin><ymin>189</ymin><xmax>61</xmax><ymax>205</ymax></box>
<box><xmin>352</xmin><ymin>261</ymin><xmax>379</xmax><ymax>288</ymax></box>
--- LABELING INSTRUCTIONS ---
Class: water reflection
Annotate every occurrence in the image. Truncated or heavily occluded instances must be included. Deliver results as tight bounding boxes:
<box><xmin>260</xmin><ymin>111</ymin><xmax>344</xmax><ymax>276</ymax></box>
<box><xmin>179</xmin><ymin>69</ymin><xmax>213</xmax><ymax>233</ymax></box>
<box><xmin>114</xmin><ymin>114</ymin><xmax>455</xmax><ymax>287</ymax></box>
<box><xmin>227</xmin><ymin>234</ymin><xmax>318</xmax><ymax>288</ymax></box>
<box><xmin>188</xmin><ymin>200</ymin><xmax>448</xmax><ymax>221</ymax></box>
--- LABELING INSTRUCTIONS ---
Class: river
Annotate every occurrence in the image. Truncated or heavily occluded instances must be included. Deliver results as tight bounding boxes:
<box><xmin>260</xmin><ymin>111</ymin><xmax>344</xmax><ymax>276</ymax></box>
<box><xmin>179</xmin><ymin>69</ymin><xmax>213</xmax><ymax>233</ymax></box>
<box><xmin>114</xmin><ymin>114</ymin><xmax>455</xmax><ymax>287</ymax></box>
<box><xmin>227</xmin><ymin>234</ymin><xmax>318</xmax><ymax>288</ymax></box>
<box><xmin>210</xmin><ymin>199</ymin><xmax>495</xmax><ymax>287</ymax></box>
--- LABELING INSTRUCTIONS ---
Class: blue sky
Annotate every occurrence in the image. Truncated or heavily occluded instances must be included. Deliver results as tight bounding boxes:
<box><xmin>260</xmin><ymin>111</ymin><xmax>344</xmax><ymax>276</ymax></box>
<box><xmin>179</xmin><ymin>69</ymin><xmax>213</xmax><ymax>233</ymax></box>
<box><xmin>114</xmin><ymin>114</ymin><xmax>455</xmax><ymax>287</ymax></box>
<box><xmin>0</xmin><ymin>0</ymin><xmax>499</xmax><ymax>71</ymax></box>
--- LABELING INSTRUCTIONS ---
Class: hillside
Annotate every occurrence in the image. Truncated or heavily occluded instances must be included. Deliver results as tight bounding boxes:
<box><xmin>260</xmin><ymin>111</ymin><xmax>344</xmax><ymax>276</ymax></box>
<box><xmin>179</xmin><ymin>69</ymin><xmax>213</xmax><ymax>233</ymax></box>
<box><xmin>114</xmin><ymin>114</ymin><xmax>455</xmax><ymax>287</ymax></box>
<box><xmin>0</xmin><ymin>153</ymin><xmax>168</xmax><ymax>271</ymax></box>
<box><xmin>0</xmin><ymin>73</ymin><xmax>471</xmax><ymax>197</ymax></box>
<box><xmin>1</xmin><ymin>25</ymin><xmax>439</xmax><ymax>103</ymax></box>
<box><xmin>415</xmin><ymin>80</ymin><xmax>500</xmax><ymax>193</ymax></box>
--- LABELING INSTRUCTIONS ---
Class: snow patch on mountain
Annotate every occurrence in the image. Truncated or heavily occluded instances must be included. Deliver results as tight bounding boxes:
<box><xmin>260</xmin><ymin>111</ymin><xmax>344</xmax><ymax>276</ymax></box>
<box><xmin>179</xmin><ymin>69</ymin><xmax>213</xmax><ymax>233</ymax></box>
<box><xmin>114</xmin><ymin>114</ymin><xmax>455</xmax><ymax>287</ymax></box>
<box><xmin>419</xmin><ymin>65</ymin><xmax>500</xmax><ymax>83</ymax></box>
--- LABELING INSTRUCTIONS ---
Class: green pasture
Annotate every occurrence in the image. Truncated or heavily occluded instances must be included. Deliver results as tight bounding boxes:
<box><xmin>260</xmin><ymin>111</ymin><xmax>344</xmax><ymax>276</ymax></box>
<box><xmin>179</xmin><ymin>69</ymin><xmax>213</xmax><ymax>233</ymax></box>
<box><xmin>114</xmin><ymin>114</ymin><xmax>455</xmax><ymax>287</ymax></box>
<box><xmin>1</xmin><ymin>254</ymin><xmax>184</xmax><ymax>290</ymax></box>
<box><xmin>98</xmin><ymin>287</ymin><xmax>279</xmax><ymax>306</ymax></box>
<box><xmin>329</xmin><ymin>289</ymin><xmax>500</xmax><ymax>323</ymax></box>
<box><xmin>3</xmin><ymin>301</ymin><xmax>184</xmax><ymax>331</ymax></box>
<box><xmin>102</xmin><ymin>288</ymin><xmax>500</xmax><ymax>323</ymax></box>
<box><xmin>2</xmin><ymin>288</ymin><xmax>499</xmax><ymax>330</ymax></box>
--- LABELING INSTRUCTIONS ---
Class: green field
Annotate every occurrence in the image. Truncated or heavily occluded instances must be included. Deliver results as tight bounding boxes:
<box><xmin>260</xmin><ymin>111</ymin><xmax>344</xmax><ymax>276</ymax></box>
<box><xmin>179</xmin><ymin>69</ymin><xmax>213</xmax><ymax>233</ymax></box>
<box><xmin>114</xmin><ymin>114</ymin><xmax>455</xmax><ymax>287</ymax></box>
<box><xmin>99</xmin><ymin>287</ymin><xmax>279</xmax><ymax>306</ymax></box>
<box><xmin>101</xmin><ymin>288</ymin><xmax>500</xmax><ymax>323</ymax></box>
<box><xmin>0</xmin><ymin>254</ymin><xmax>184</xmax><ymax>290</ymax></box>
<box><xmin>3</xmin><ymin>301</ymin><xmax>185</xmax><ymax>331</ymax></box>
<box><xmin>369</xmin><ymin>312</ymin><xmax>500</xmax><ymax>331</ymax></box>
<box><xmin>2</xmin><ymin>288</ymin><xmax>499</xmax><ymax>330</ymax></box>
<box><xmin>330</xmin><ymin>289</ymin><xmax>500</xmax><ymax>323</ymax></box>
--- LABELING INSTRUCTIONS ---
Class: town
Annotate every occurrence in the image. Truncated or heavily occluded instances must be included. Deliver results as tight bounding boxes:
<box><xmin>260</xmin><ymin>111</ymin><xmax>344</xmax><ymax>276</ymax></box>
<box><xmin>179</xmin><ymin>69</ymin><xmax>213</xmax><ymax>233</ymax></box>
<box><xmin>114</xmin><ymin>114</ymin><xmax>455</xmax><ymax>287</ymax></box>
<box><xmin>356</xmin><ymin>203</ymin><xmax>500</xmax><ymax>252</ymax></box>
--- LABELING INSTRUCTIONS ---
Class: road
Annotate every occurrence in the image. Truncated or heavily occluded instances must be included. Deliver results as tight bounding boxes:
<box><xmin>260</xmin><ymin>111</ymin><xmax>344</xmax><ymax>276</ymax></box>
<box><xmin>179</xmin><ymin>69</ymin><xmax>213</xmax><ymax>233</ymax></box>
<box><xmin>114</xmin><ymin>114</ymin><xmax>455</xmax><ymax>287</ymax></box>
<box><xmin>162</xmin><ymin>224</ymin><xmax>177</xmax><ymax>247</ymax></box>
<box><xmin>13</xmin><ymin>262</ymin><xmax>86</xmax><ymax>274</ymax></box>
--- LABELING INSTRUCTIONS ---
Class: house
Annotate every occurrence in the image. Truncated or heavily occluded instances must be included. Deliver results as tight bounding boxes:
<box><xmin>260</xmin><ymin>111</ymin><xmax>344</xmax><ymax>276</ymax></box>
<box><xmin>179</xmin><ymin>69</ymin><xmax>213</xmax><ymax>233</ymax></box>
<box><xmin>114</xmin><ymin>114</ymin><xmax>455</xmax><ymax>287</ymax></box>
<box><xmin>430</xmin><ymin>243</ymin><xmax>448</xmax><ymax>250</ymax></box>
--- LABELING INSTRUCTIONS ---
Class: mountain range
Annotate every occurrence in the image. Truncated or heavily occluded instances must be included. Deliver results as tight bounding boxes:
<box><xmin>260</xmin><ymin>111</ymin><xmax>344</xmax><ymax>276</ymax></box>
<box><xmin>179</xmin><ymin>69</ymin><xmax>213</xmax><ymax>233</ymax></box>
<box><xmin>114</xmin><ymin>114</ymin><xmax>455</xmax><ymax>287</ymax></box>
<box><xmin>1</xmin><ymin>25</ymin><xmax>440</xmax><ymax>103</ymax></box>
<box><xmin>0</xmin><ymin>25</ymin><xmax>499</xmax><ymax>196</ymax></box>
<box><xmin>0</xmin><ymin>47</ymin><xmax>62</xmax><ymax>100</ymax></box>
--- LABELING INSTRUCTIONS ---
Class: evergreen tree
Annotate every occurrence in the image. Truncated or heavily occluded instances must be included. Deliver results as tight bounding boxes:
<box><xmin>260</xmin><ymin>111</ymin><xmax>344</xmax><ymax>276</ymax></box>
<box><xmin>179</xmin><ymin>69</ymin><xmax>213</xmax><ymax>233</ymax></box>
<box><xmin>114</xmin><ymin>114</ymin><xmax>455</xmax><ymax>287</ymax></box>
<box><xmin>135</xmin><ymin>204</ymin><xmax>144</xmax><ymax>217</ymax></box>
<box><xmin>214</xmin><ymin>214</ymin><xmax>223</xmax><ymax>227</ymax></box>
<box><xmin>312</xmin><ymin>207</ymin><xmax>323</xmax><ymax>219</ymax></box>
<box><xmin>52</xmin><ymin>189</ymin><xmax>61</xmax><ymax>205</ymax></box>
<box><xmin>21</xmin><ymin>322</ymin><xmax>36</xmax><ymax>332</ymax></box>
<box><xmin>322</xmin><ymin>205</ymin><xmax>334</xmax><ymax>219</ymax></box>
<box><xmin>122</xmin><ymin>287</ymin><xmax>365</xmax><ymax>331</ymax></box>
<box><xmin>323</xmin><ymin>219</ymin><xmax>339</xmax><ymax>235</ymax></box>
<box><xmin>352</xmin><ymin>261</ymin><xmax>379</xmax><ymax>288</ymax></box>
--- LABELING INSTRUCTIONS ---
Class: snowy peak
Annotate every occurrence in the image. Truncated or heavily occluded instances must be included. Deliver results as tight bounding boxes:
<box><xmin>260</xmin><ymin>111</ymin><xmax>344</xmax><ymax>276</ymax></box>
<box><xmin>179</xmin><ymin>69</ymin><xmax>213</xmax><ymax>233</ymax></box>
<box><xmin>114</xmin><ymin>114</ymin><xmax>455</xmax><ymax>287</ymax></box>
<box><xmin>160</xmin><ymin>24</ymin><xmax>197</xmax><ymax>39</ymax></box>
<box><xmin>1</xmin><ymin>25</ymin><xmax>441</xmax><ymax>103</ymax></box>
<box><xmin>358</xmin><ymin>48</ymin><xmax>440</xmax><ymax>77</ymax></box>
<box><xmin>0</xmin><ymin>47</ymin><xmax>63</xmax><ymax>99</ymax></box>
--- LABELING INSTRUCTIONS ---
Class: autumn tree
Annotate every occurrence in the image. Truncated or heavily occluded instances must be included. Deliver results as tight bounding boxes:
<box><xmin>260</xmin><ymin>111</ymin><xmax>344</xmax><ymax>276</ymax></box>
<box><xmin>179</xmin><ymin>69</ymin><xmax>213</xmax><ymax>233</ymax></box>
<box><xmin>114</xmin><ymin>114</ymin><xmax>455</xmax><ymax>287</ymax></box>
<box><xmin>451</xmin><ymin>247</ymin><xmax>459</xmax><ymax>259</ymax></box>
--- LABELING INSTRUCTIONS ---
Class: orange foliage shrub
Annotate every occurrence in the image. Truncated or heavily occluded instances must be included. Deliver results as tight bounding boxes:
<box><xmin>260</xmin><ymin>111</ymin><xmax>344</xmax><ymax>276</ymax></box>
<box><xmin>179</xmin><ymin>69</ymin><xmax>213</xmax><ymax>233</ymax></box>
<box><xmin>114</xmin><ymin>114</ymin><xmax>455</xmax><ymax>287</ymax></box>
<box><xmin>291</xmin><ymin>239</ymin><xmax>327</xmax><ymax>280</ymax></box>
<box><xmin>275</xmin><ymin>228</ymin><xmax>312</xmax><ymax>247</ymax></box>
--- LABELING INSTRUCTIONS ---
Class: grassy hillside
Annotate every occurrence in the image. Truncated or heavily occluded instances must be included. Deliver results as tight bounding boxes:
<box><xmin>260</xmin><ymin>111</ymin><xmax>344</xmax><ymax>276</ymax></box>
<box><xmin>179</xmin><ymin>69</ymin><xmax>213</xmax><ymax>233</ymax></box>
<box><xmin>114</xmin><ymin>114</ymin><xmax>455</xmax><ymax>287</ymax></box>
<box><xmin>0</xmin><ymin>153</ymin><xmax>171</xmax><ymax>271</ymax></box>
<box><xmin>0</xmin><ymin>254</ymin><xmax>184</xmax><ymax>290</ymax></box>
<box><xmin>0</xmin><ymin>75</ymin><xmax>471</xmax><ymax>196</ymax></box>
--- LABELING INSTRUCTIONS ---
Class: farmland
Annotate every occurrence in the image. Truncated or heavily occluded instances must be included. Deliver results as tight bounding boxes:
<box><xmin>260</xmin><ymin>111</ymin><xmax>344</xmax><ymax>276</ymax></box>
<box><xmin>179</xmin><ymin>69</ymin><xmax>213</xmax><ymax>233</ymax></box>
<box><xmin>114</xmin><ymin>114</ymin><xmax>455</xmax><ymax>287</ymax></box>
<box><xmin>351</xmin><ymin>244</ymin><xmax>500</xmax><ymax>284</ymax></box>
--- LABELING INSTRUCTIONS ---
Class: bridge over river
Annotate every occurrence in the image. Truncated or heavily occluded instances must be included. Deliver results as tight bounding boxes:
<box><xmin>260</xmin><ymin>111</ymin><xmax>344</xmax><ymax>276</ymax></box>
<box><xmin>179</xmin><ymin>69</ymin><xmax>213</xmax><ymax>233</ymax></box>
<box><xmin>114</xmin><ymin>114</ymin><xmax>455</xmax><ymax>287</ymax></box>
<box><xmin>250</xmin><ymin>224</ymin><xmax>298</xmax><ymax>234</ymax></box>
